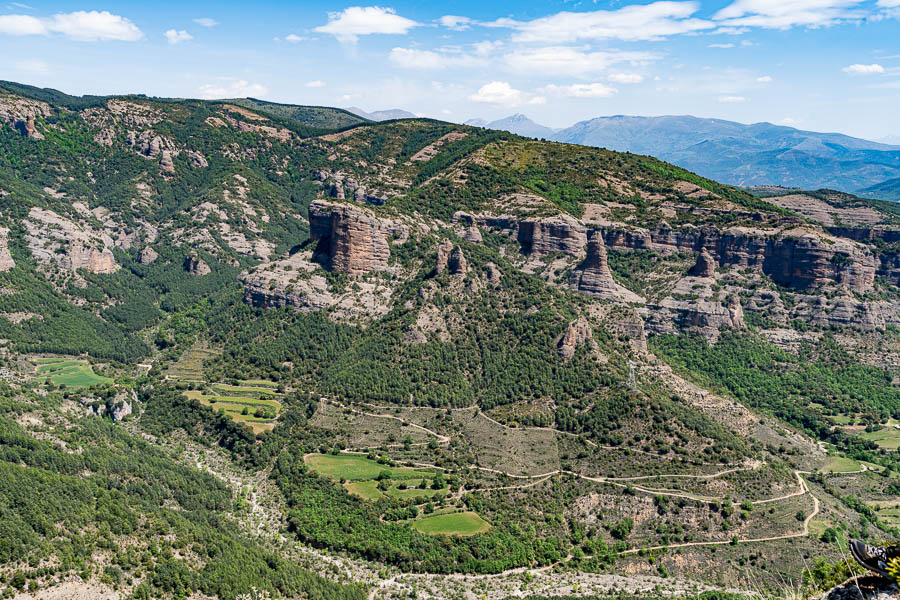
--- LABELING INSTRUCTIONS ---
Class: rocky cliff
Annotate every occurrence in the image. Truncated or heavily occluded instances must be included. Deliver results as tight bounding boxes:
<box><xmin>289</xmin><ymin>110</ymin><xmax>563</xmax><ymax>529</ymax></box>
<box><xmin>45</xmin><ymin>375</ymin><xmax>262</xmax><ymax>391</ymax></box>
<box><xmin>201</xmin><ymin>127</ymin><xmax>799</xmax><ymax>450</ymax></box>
<box><xmin>309</xmin><ymin>199</ymin><xmax>397</xmax><ymax>275</ymax></box>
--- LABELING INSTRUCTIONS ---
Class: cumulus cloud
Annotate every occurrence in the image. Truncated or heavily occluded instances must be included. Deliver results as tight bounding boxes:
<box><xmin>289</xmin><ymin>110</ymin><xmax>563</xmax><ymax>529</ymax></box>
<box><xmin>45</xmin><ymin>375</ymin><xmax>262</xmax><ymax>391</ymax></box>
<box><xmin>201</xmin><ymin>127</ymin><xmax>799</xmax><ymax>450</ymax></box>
<box><xmin>713</xmin><ymin>0</ymin><xmax>868</xmax><ymax>29</ymax></box>
<box><xmin>0</xmin><ymin>10</ymin><xmax>143</xmax><ymax>41</ymax></box>
<box><xmin>285</xmin><ymin>33</ymin><xmax>305</xmax><ymax>43</ymax></box>
<box><xmin>608</xmin><ymin>73</ymin><xmax>644</xmax><ymax>83</ymax></box>
<box><xmin>438</xmin><ymin>15</ymin><xmax>472</xmax><ymax>30</ymax></box>
<box><xmin>709</xmin><ymin>42</ymin><xmax>736</xmax><ymax>48</ymax></box>
<box><xmin>540</xmin><ymin>82</ymin><xmax>619</xmax><ymax>98</ymax></box>
<box><xmin>193</xmin><ymin>17</ymin><xmax>218</xmax><ymax>27</ymax></box>
<box><xmin>843</xmin><ymin>63</ymin><xmax>885</xmax><ymax>74</ymax></box>
<box><xmin>502</xmin><ymin>46</ymin><xmax>659</xmax><ymax>77</ymax></box>
<box><xmin>305</xmin><ymin>80</ymin><xmax>326</xmax><ymax>88</ymax></box>
<box><xmin>472</xmin><ymin>40</ymin><xmax>503</xmax><ymax>56</ymax></box>
<box><xmin>197</xmin><ymin>79</ymin><xmax>268</xmax><ymax>99</ymax></box>
<box><xmin>756</xmin><ymin>75</ymin><xmax>773</xmax><ymax>82</ymax></box>
<box><xmin>468</xmin><ymin>81</ymin><xmax>526</xmax><ymax>106</ymax></box>
<box><xmin>717</xmin><ymin>95</ymin><xmax>747</xmax><ymax>102</ymax></box>
<box><xmin>164</xmin><ymin>29</ymin><xmax>192</xmax><ymax>44</ymax></box>
<box><xmin>389</xmin><ymin>47</ymin><xmax>483</xmax><ymax>69</ymax></box>
<box><xmin>314</xmin><ymin>6</ymin><xmax>419</xmax><ymax>43</ymax></box>
<box><xmin>487</xmin><ymin>2</ymin><xmax>714</xmax><ymax>43</ymax></box>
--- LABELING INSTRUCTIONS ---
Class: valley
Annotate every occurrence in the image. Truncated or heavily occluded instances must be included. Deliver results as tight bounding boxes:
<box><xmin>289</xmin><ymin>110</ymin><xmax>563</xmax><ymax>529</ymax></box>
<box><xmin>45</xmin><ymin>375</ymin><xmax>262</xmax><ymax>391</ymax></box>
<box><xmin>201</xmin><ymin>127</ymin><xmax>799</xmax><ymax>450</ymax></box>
<box><xmin>0</xmin><ymin>80</ymin><xmax>898</xmax><ymax>600</ymax></box>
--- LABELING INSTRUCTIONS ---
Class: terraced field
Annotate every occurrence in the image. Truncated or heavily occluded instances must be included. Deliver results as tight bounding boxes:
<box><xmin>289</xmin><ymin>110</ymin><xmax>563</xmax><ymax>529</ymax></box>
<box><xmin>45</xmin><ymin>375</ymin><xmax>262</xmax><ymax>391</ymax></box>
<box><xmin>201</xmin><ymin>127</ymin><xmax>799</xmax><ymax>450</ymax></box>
<box><xmin>858</xmin><ymin>426</ymin><xmax>900</xmax><ymax>450</ymax></box>
<box><xmin>33</xmin><ymin>357</ymin><xmax>113</xmax><ymax>388</ymax></box>
<box><xmin>167</xmin><ymin>343</ymin><xmax>220</xmax><ymax>381</ymax></box>
<box><xmin>182</xmin><ymin>382</ymin><xmax>282</xmax><ymax>433</ymax></box>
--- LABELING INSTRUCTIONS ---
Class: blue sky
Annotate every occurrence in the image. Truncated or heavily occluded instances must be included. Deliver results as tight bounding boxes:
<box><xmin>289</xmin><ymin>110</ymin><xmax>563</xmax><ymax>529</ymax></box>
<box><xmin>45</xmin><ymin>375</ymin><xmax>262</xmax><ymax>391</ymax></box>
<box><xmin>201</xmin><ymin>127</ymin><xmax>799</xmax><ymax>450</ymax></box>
<box><xmin>1</xmin><ymin>1</ymin><xmax>898</xmax><ymax>140</ymax></box>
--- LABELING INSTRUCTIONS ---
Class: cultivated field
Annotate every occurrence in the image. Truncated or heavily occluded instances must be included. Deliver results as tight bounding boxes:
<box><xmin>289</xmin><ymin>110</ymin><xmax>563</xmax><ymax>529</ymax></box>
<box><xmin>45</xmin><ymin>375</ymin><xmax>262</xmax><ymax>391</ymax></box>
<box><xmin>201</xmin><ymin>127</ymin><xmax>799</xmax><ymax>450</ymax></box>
<box><xmin>858</xmin><ymin>426</ymin><xmax>900</xmax><ymax>450</ymax></box>
<box><xmin>183</xmin><ymin>384</ymin><xmax>281</xmax><ymax>433</ymax></box>
<box><xmin>413</xmin><ymin>511</ymin><xmax>491</xmax><ymax>536</ymax></box>
<box><xmin>33</xmin><ymin>357</ymin><xmax>112</xmax><ymax>388</ymax></box>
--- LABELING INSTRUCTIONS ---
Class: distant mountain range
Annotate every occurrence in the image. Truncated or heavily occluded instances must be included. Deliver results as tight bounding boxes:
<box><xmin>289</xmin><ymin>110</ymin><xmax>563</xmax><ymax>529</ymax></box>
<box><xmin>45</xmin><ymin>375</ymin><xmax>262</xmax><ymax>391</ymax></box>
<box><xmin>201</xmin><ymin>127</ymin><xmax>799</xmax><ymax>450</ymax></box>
<box><xmin>467</xmin><ymin>113</ymin><xmax>900</xmax><ymax>195</ymax></box>
<box><xmin>858</xmin><ymin>176</ymin><xmax>900</xmax><ymax>201</ymax></box>
<box><xmin>464</xmin><ymin>114</ymin><xmax>557</xmax><ymax>139</ymax></box>
<box><xmin>347</xmin><ymin>107</ymin><xmax>417</xmax><ymax>121</ymax></box>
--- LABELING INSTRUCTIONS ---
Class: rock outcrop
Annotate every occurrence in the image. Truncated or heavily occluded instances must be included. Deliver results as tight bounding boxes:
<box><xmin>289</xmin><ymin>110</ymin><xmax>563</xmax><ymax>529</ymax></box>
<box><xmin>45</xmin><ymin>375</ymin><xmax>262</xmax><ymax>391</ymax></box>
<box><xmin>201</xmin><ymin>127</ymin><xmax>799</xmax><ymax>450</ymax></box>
<box><xmin>0</xmin><ymin>95</ymin><xmax>49</xmax><ymax>139</ymax></box>
<box><xmin>185</xmin><ymin>256</ymin><xmax>211</xmax><ymax>276</ymax></box>
<box><xmin>309</xmin><ymin>199</ymin><xmax>395</xmax><ymax>275</ymax></box>
<box><xmin>558</xmin><ymin>317</ymin><xmax>598</xmax><ymax>360</ymax></box>
<box><xmin>518</xmin><ymin>214</ymin><xmax>586</xmax><ymax>258</ymax></box>
<box><xmin>436</xmin><ymin>241</ymin><xmax>467</xmax><ymax>276</ymax></box>
<box><xmin>484</xmin><ymin>262</ymin><xmax>502</xmax><ymax>286</ymax></box>
<box><xmin>24</xmin><ymin>207</ymin><xmax>119</xmax><ymax>275</ymax></box>
<box><xmin>570</xmin><ymin>232</ymin><xmax>643</xmax><ymax>303</ymax></box>
<box><xmin>159</xmin><ymin>150</ymin><xmax>175</xmax><ymax>173</ymax></box>
<box><xmin>689</xmin><ymin>248</ymin><xmax>717</xmax><ymax>278</ymax></box>
<box><xmin>138</xmin><ymin>246</ymin><xmax>159</xmax><ymax>265</ymax></box>
<box><xmin>0</xmin><ymin>228</ymin><xmax>14</xmax><ymax>272</ymax></box>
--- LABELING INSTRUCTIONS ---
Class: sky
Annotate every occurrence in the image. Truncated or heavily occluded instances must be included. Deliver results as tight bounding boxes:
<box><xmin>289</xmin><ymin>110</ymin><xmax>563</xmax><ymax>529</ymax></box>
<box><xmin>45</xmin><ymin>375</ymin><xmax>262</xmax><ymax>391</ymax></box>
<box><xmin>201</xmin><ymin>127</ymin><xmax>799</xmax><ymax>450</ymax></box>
<box><xmin>0</xmin><ymin>1</ymin><xmax>899</xmax><ymax>141</ymax></box>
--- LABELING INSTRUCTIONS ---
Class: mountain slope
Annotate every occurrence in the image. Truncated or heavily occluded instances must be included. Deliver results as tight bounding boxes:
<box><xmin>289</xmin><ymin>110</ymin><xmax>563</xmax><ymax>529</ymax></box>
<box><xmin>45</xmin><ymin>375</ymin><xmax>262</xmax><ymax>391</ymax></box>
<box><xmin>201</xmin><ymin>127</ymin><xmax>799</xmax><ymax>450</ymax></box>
<box><xmin>228</xmin><ymin>97</ymin><xmax>369</xmax><ymax>129</ymax></box>
<box><xmin>551</xmin><ymin>115</ymin><xmax>900</xmax><ymax>191</ymax></box>
<box><xmin>857</xmin><ymin>175</ymin><xmax>900</xmax><ymax>201</ymax></box>
<box><xmin>1</xmin><ymin>81</ymin><xmax>899</xmax><ymax>597</ymax></box>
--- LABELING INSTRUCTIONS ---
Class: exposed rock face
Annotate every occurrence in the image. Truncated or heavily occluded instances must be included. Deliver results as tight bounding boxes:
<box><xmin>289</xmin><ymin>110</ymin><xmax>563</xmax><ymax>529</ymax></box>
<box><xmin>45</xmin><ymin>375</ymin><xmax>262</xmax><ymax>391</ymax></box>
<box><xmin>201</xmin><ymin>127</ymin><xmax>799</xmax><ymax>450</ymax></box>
<box><xmin>0</xmin><ymin>95</ymin><xmax>50</xmax><ymax>139</ymax></box>
<box><xmin>185</xmin><ymin>256</ymin><xmax>211</xmax><ymax>276</ymax></box>
<box><xmin>558</xmin><ymin>316</ymin><xmax>596</xmax><ymax>360</ymax></box>
<box><xmin>726</xmin><ymin>295</ymin><xmax>745</xmax><ymax>329</ymax></box>
<box><xmin>484</xmin><ymin>262</ymin><xmax>502</xmax><ymax>286</ymax></box>
<box><xmin>0</xmin><ymin>228</ymin><xmax>14</xmax><ymax>272</ymax></box>
<box><xmin>309</xmin><ymin>199</ymin><xmax>393</xmax><ymax>275</ymax></box>
<box><xmin>517</xmin><ymin>214</ymin><xmax>586</xmax><ymax>258</ymax></box>
<box><xmin>436</xmin><ymin>240</ymin><xmax>453</xmax><ymax>275</ymax></box>
<box><xmin>436</xmin><ymin>241</ymin><xmax>467</xmax><ymax>276</ymax></box>
<box><xmin>448</xmin><ymin>246</ymin><xmax>467</xmax><ymax>276</ymax></box>
<box><xmin>138</xmin><ymin>246</ymin><xmax>159</xmax><ymax>264</ymax></box>
<box><xmin>159</xmin><ymin>150</ymin><xmax>175</xmax><ymax>173</ymax></box>
<box><xmin>598</xmin><ymin>226</ymin><xmax>876</xmax><ymax>292</ymax></box>
<box><xmin>462</xmin><ymin>225</ymin><xmax>482</xmax><ymax>243</ymax></box>
<box><xmin>24</xmin><ymin>207</ymin><xmax>119</xmax><ymax>275</ymax></box>
<box><xmin>689</xmin><ymin>248</ymin><xmax>717</xmax><ymax>278</ymax></box>
<box><xmin>570</xmin><ymin>232</ymin><xmax>643</xmax><ymax>303</ymax></box>
<box><xmin>186</xmin><ymin>151</ymin><xmax>208</xmax><ymax>168</ymax></box>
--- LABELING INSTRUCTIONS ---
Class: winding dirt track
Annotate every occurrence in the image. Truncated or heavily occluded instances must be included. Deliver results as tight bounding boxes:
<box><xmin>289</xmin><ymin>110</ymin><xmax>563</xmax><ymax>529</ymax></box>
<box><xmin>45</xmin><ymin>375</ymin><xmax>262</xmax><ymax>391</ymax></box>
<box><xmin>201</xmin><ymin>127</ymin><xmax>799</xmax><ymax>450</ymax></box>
<box><xmin>330</xmin><ymin>400</ymin><xmax>822</xmax><ymax>560</ymax></box>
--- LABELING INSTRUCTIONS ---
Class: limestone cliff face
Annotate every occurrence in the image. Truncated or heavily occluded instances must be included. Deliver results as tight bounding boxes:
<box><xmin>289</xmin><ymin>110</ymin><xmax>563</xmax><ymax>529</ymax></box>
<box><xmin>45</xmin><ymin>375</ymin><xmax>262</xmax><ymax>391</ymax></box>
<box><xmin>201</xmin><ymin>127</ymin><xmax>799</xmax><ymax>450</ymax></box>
<box><xmin>0</xmin><ymin>228</ymin><xmax>15</xmax><ymax>272</ymax></box>
<box><xmin>558</xmin><ymin>316</ymin><xmax>596</xmax><ymax>360</ymax></box>
<box><xmin>598</xmin><ymin>226</ymin><xmax>876</xmax><ymax>292</ymax></box>
<box><xmin>517</xmin><ymin>214</ymin><xmax>586</xmax><ymax>258</ymax></box>
<box><xmin>24</xmin><ymin>207</ymin><xmax>119</xmax><ymax>276</ymax></box>
<box><xmin>569</xmin><ymin>232</ymin><xmax>643</xmax><ymax>303</ymax></box>
<box><xmin>309</xmin><ymin>199</ymin><xmax>394</xmax><ymax>275</ymax></box>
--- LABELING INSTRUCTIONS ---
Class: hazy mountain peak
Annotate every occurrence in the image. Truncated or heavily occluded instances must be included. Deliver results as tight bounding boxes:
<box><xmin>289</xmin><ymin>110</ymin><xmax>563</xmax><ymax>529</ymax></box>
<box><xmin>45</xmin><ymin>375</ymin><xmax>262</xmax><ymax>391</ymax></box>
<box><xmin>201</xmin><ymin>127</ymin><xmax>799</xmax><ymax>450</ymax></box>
<box><xmin>346</xmin><ymin>106</ymin><xmax>417</xmax><ymax>121</ymax></box>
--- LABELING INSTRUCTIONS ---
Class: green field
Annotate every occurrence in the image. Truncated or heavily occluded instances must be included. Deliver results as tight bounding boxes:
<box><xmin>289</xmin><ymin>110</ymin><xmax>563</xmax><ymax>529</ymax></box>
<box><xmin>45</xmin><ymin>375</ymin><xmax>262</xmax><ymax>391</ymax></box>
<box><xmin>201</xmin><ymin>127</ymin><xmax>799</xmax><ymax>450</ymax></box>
<box><xmin>304</xmin><ymin>453</ymin><xmax>436</xmax><ymax>482</ymax></box>
<box><xmin>211</xmin><ymin>383</ymin><xmax>277</xmax><ymax>397</ymax></box>
<box><xmin>34</xmin><ymin>357</ymin><xmax>113</xmax><ymax>388</ymax></box>
<box><xmin>413</xmin><ymin>512</ymin><xmax>492</xmax><ymax>537</ymax></box>
<box><xmin>858</xmin><ymin>427</ymin><xmax>900</xmax><ymax>450</ymax></box>
<box><xmin>820</xmin><ymin>456</ymin><xmax>862</xmax><ymax>473</ymax></box>
<box><xmin>183</xmin><ymin>387</ymin><xmax>281</xmax><ymax>433</ymax></box>
<box><xmin>167</xmin><ymin>344</ymin><xmax>220</xmax><ymax>381</ymax></box>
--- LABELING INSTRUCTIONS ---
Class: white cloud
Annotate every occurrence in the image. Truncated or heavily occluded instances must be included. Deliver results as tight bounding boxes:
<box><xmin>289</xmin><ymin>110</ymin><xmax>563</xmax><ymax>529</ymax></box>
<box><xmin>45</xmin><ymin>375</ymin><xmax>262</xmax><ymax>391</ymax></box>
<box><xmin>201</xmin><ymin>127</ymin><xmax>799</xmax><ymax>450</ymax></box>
<box><xmin>713</xmin><ymin>0</ymin><xmax>867</xmax><ymax>29</ymax></box>
<box><xmin>0</xmin><ymin>10</ymin><xmax>143</xmax><ymax>41</ymax></box>
<box><xmin>529</xmin><ymin>96</ymin><xmax>547</xmax><ymax>105</ymax></box>
<box><xmin>197</xmin><ymin>79</ymin><xmax>268</xmax><ymax>99</ymax></box>
<box><xmin>756</xmin><ymin>75</ymin><xmax>773</xmax><ymax>82</ymax></box>
<box><xmin>608</xmin><ymin>73</ymin><xmax>644</xmax><ymax>83</ymax></box>
<box><xmin>717</xmin><ymin>95</ymin><xmax>747</xmax><ymax>102</ymax></box>
<box><xmin>13</xmin><ymin>58</ymin><xmax>49</xmax><ymax>73</ymax></box>
<box><xmin>164</xmin><ymin>29</ymin><xmax>192</xmax><ymax>44</ymax></box>
<box><xmin>468</xmin><ymin>81</ymin><xmax>526</xmax><ymax>106</ymax></box>
<box><xmin>878</xmin><ymin>0</ymin><xmax>900</xmax><ymax>6</ymax></box>
<box><xmin>502</xmin><ymin>46</ymin><xmax>659</xmax><ymax>76</ymax></box>
<box><xmin>285</xmin><ymin>33</ymin><xmax>305</xmax><ymax>43</ymax></box>
<box><xmin>541</xmin><ymin>82</ymin><xmax>619</xmax><ymax>98</ymax></box>
<box><xmin>438</xmin><ymin>15</ymin><xmax>472</xmax><ymax>30</ymax></box>
<box><xmin>709</xmin><ymin>43</ymin><xmax>735</xmax><ymax>48</ymax></box>
<box><xmin>193</xmin><ymin>17</ymin><xmax>218</xmax><ymax>27</ymax></box>
<box><xmin>843</xmin><ymin>63</ymin><xmax>885</xmax><ymax>74</ymax></box>
<box><xmin>305</xmin><ymin>80</ymin><xmax>326</xmax><ymax>88</ymax></box>
<box><xmin>337</xmin><ymin>94</ymin><xmax>356</xmax><ymax>102</ymax></box>
<box><xmin>389</xmin><ymin>47</ymin><xmax>483</xmax><ymax>69</ymax></box>
<box><xmin>314</xmin><ymin>6</ymin><xmax>419</xmax><ymax>43</ymax></box>
<box><xmin>487</xmin><ymin>2</ymin><xmax>715</xmax><ymax>43</ymax></box>
<box><xmin>472</xmin><ymin>40</ymin><xmax>502</xmax><ymax>56</ymax></box>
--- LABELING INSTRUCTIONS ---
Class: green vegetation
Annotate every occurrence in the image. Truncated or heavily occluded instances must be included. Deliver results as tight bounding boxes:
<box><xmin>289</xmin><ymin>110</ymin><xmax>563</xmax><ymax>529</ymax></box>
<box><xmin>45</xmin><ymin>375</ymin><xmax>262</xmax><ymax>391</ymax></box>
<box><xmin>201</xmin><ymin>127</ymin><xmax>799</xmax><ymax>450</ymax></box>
<box><xmin>304</xmin><ymin>453</ymin><xmax>436</xmax><ymax>482</ymax></box>
<box><xmin>34</xmin><ymin>357</ymin><xmax>113</xmax><ymax>388</ymax></box>
<box><xmin>859</xmin><ymin>426</ymin><xmax>900</xmax><ymax>450</ymax></box>
<box><xmin>413</xmin><ymin>511</ymin><xmax>492</xmax><ymax>536</ymax></box>
<box><xmin>225</xmin><ymin>98</ymin><xmax>368</xmax><ymax>129</ymax></box>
